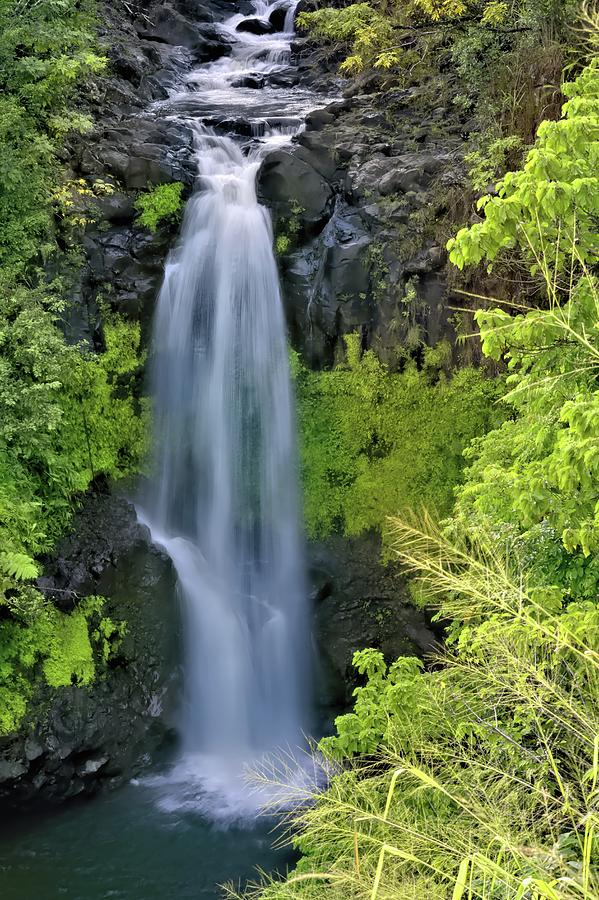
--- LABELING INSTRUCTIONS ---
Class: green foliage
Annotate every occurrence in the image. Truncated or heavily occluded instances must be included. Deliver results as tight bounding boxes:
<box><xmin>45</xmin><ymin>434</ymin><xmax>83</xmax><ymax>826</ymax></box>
<box><xmin>295</xmin><ymin>334</ymin><xmax>504</xmax><ymax>540</ymax></box>
<box><xmin>0</xmin><ymin>292</ymin><xmax>148</xmax><ymax>598</ymax></box>
<box><xmin>233</xmin><ymin>50</ymin><xmax>599</xmax><ymax>900</ymax></box>
<box><xmin>275</xmin><ymin>200</ymin><xmax>303</xmax><ymax>256</ymax></box>
<box><xmin>320</xmin><ymin>651</ymin><xmax>424</xmax><ymax>759</ymax></box>
<box><xmin>297</xmin><ymin>4</ymin><xmax>400</xmax><ymax>73</ymax></box>
<box><xmin>93</xmin><ymin>616</ymin><xmax>127</xmax><ymax>664</ymax></box>
<box><xmin>445</xmin><ymin>61</ymin><xmax>599</xmax><ymax>602</ymax></box>
<box><xmin>0</xmin><ymin>286</ymin><xmax>146</xmax><ymax>731</ymax></box>
<box><xmin>297</xmin><ymin>0</ymin><xmax>578</xmax><ymax>78</ymax></box>
<box><xmin>134</xmin><ymin>182</ymin><xmax>184</xmax><ymax>233</ymax></box>
<box><xmin>464</xmin><ymin>134</ymin><xmax>525</xmax><ymax>193</ymax></box>
<box><xmin>0</xmin><ymin>0</ymin><xmax>105</xmax><ymax>280</ymax></box>
<box><xmin>236</xmin><ymin>530</ymin><xmax>599</xmax><ymax>900</ymax></box>
<box><xmin>448</xmin><ymin>61</ymin><xmax>599</xmax><ymax>272</ymax></box>
<box><xmin>0</xmin><ymin>596</ymin><xmax>109</xmax><ymax>734</ymax></box>
<box><xmin>0</xmin><ymin>0</ymin><xmax>147</xmax><ymax>740</ymax></box>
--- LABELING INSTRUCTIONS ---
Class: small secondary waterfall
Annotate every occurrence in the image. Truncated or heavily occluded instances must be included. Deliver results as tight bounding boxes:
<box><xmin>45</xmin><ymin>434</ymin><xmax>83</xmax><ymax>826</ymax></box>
<box><xmin>142</xmin><ymin>0</ymin><xmax>322</xmax><ymax>806</ymax></box>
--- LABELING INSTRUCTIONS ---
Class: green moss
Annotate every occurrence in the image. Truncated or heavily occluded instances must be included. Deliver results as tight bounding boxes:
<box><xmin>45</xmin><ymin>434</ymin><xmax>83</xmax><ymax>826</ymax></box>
<box><xmin>0</xmin><ymin>596</ymin><xmax>121</xmax><ymax>734</ymax></box>
<box><xmin>42</xmin><ymin>603</ymin><xmax>99</xmax><ymax>687</ymax></box>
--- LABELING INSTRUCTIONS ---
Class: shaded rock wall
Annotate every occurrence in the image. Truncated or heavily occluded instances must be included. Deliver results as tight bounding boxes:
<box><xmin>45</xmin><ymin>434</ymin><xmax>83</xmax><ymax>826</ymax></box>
<box><xmin>310</xmin><ymin>533</ymin><xmax>438</xmax><ymax>712</ymax></box>
<box><xmin>0</xmin><ymin>493</ymin><xmax>180</xmax><ymax>808</ymax></box>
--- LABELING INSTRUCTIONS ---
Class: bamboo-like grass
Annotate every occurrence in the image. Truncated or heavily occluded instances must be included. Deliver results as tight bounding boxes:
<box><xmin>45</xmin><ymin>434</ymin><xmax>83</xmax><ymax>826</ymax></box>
<box><xmin>225</xmin><ymin>521</ymin><xmax>599</xmax><ymax>900</ymax></box>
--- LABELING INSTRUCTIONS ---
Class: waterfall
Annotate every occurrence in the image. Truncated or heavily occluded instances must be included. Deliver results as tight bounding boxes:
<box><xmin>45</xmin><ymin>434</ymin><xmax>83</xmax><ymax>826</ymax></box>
<box><xmin>141</xmin><ymin>0</ymin><xmax>320</xmax><ymax>809</ymax></box>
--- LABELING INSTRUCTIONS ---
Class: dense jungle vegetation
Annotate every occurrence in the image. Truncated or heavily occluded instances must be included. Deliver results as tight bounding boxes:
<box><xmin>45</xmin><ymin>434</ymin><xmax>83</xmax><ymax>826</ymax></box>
<box><xmin>233</xmin><ymin>5</ymin><xmax>599</xmax><ymax>900</ymax></box>
<box><xmin>0</xmin><ymin>0</ymin><xmax>146</xmax><ymax>732</ymax></box>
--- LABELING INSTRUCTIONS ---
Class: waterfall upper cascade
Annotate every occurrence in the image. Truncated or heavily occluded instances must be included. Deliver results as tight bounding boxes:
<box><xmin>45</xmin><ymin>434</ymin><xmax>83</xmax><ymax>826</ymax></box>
<box><xmin>141</xmin><ymin>0</ymin><xmax>322</xmax><ymax>815</ymax></box>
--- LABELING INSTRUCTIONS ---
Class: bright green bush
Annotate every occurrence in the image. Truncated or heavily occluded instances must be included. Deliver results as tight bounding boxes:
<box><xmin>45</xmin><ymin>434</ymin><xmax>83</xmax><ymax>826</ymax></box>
<box><xmin>294</xmin><ymin>335</ymin><xmax>504</xmax><ymax>541</ymax></box>
<box><xmin>0</xmin><ymin>595</ymin><xmax>124</xmax><ymax>734</ymax></box>
<box><xmin>445</xmin><ymin>61</ymin><xmax>599</xmax><ymax>602</ymax></box>
<box><xmin>134</xmin><ymin>182</ymin><xmax>184</xmax><ymax>233</ymax></box>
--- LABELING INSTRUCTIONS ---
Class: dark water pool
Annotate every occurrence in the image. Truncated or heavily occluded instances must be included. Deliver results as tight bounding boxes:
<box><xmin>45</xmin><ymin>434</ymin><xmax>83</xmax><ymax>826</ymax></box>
<box><xmin>0</xmin><ymin>775</ymin><xmax>294</xmax><ymax>900</ymax></box>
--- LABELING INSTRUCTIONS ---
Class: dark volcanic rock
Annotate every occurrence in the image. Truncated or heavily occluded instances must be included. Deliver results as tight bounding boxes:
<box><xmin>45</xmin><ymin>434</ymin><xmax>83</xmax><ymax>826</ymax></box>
<box><xmin>236</xmin><ymin>16</ymin><xmax>273</xmax><ymax>34</ymax></box>
<box><xmin>259</xmin><ymin>148</ymin><xmax>335</xmax><ymax>229</ymax></box>
<box><xmin>310</xmin><ymin>533</ymin><xmax>438</xmax><ymax>709</ymax></box>
<box><xmin>0</xmin><ymin>493</ymin><xmax>180</xmax><ymax>809</ymax></box>
<box><xmin>268</xmin><ymin>6</ymin><xmax>287</xmax><ymax>31</ymax></box>
<box><xmin>62</xmin><ymin>0</ymin><xmax>231</xmax><ymax>344</ymax></box>
<box><xmin>256</xmin><ymin>75</ymin><xmax>469</xmax><ymax>366</ymax></box>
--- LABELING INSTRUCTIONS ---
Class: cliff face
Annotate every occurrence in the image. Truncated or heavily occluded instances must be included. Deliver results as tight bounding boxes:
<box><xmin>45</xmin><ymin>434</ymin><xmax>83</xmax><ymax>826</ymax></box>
<box><xmin>69</xmin><ymin>0</ymin><xmax>472</xmax><ymax>367</ymax></box>
<box><xmin>259</xmin><ymin>75</ymin><xmax>472</xmax><ymax>368</ymax></box>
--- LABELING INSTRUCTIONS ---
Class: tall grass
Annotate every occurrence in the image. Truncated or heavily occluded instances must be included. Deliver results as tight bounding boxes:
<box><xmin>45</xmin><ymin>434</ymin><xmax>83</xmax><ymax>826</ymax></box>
<box><xmin>228</xmin><ymin>522</ymin><xmax>599</xmax><ymax>900</ymax></box>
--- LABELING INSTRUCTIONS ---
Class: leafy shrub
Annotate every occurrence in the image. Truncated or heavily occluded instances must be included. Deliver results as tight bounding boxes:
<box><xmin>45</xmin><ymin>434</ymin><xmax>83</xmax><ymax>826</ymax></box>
<box><xmin>294</xmin><ymin>335</ymin><xmax>504</xmax><ymax>540</ymax></box>
<box><xmin>446</xmin><ymin>61</ymin><xmax>599</xmax><ymax>601</ymax></box>
<box><xmin>134</xmin><ymin>182</ymin><xmax>184</xmax><ymax>233</ymax></box>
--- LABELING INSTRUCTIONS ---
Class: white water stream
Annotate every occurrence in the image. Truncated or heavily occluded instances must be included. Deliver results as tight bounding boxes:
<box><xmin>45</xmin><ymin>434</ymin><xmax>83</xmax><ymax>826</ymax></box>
<box><xmin>140</xmin><ymin>0</ymin><xmax>322</xmax><ymax>817</ymax></box>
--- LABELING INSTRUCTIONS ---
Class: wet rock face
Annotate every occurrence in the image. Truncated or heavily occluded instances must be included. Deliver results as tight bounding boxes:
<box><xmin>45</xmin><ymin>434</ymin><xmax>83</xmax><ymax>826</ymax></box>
<box><xmin>0</xmin><ymin>493</ymin><xmax>181</xmax><ymax>809</ymax></box>
<box><xmin>310</xmin><ymin>533</ymin><xmax>438</xmax><ymax>711</ymax></box>
<box><xmin>258</xmin><ymin>79</ymin><xmax>469</xmax><ymax>367</ymax></box>
<box><xmin>65</xmin><ymin>0</ymin><xmax>233</xmax><ymax>346</ymax></box>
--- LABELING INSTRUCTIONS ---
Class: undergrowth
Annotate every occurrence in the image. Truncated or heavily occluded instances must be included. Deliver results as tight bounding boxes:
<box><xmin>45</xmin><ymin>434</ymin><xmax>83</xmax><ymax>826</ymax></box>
<box><xmin>294</xmin><ymin>336</ymin><xmax>504</xmax><ymax>542</ymax></box>
<box><xmin>0</xmin><ymin>0</ymin><xmax>148</xmax><ymax>733</ymax></box>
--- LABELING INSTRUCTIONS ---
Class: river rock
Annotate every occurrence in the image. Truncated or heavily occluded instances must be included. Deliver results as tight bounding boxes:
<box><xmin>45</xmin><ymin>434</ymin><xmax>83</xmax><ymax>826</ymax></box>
<box><xmin>236</xmin><ymin>16</ymin><xmax>273</xmax><ymax>34</ymax></box>
<box><xmin>268</xmin><ymin>6</ymin><xmax>288</xmax><ymax>31</ymax></box>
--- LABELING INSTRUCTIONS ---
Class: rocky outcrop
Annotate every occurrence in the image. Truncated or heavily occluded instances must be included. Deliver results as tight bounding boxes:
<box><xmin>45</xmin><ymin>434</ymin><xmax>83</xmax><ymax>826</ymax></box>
<box><xmin>259</xmin><ymin>74</ymin><xmax>472</xmax><ymax>367</ymax></box>
<box><xmin>310</xmin><ymin>533</ymin><xmax>439</xmax><ymax>710</ymax></box>
<box><xmin>63</xmin><ymin>0</ymin><xmax>234</xmax><ymax>346</ymax></box>
<box><xmin>0</xmin><ymin>492</ymin><xmax>180</xmax><ymax>808</ymax></box>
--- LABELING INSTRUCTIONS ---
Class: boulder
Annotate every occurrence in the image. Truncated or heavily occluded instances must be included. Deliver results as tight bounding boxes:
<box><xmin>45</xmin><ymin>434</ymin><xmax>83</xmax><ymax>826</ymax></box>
<box><xmin>236</xmin><ymin>16</ymin><xmax>273</xmax><ymax>35</ymax></box>
<box><xmin>310</xmin><ymin>533</ymin><xmax>439</xmax><ymax>709</ymax></box>
<box><xmin>0</xmin><ymin>492</ymin><xmax>181</xmax><ymax>809</ymax></box>
<box><xmin>258</xmin><ymin>149</ymin><xmax>334</xmax><ymax>228</ymax></box>
<box><xmin>268</xmin><ymin>5</ymin><xmax>288</xmax><ymax>31</ymax></box>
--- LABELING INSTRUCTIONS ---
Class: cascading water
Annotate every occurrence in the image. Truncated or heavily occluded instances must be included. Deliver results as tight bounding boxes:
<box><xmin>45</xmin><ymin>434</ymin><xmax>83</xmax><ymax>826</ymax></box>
<box><xmin>141</xmin><ymin>0</ymin><xmax>324</xmax><ymax>813</ymax></box>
